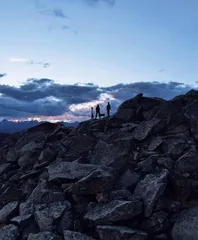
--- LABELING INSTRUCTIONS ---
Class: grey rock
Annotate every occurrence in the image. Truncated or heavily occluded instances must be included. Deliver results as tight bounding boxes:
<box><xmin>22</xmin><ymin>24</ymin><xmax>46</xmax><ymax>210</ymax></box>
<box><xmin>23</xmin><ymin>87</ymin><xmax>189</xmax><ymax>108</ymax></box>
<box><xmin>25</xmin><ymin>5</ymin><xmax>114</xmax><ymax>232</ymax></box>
<box><xmin>175</xmin><ymin>149</ymin><xmax>198</xmax><ymax>178</ymax></box>
<box><xmin>110</xmin><ymin>190</ymin><xmax>132</xmax><ymax>201</ymax></box>
<box><xmin>172</xmin><ymin>206</ymin><xmax>198</xmax><ymax>240</ymax></box>
<box><xmin>57</xmin><ymin>211</ymin><xmax>73</xmax><ymax>234</ymax></box>
<box><xmin>39</xmin><ymin>148</ymin><xmax>57</xmax><ymax>163</ymax></box>
<box><xmin>34</xmin><ymin>201</ymin><xmax>71</xmax><ymax>231</ymax></box>
<box><xmin>148</xmin><ymin>137</ymin><xmax>163</xmax><ymax>151</ymax></box>
<box><xmin>142</xmin><ymin>211</ymin><xmax>169</xmax><ymax>234</ymax></box>
<box><xmin>133</xmin><ymin>118</ymin><xmax>167</xmax><ymax>141</ymax></box>
<box><xmin>97</xmin><ymin>225</ymin><xmax>148</xmax><ymax>240</ymax></box>
<box><xmin>117</xmin><ymin>170</ymin><xmax>141</xmax><ymax>189</ymax></box>
<box><xmin>84</xmin><ymin>200</ymin><xmax>142</xmax><ymax>224</ymax></box>
<box><xmin>47</xmin><ymin>161</ymin><xmax>115</xmax><ymax>182</ymax></box>
<box><xmin>63</xmin><ymin>230</ymin><xmax>96</xmax><ymax>240</ymax></box>
<box><xmin>0</xmin><ymin>201</ymin><xmax>18</xmax><ymax>224</ymax></box>
<box><xmin>135</xmin><ymin>169</ymin><xmax>169</xmax><ymax>217</ymax></box>
<box><xmin>69</xmin><ymin>169</ymin><xmax>115</xmax><ymax>195</ymax></box>
<box><xmin>11</xmin><ymin>214</ymin><xmax>32</xmax><ymax>228</ymax></box>
<box><xmin>91</xmin><ymin>138</ymin><xmax>135</xmax><ymax>168</ymax></box>
<box><xmin>27</xmin><ymin>232</ymin><xmax>62</xmax><ymax>240</ymax></box>
<box><xmin>157</xmin><ymin>157</ymin><xmax>173</xmax><ymax>171</ymax></box>
<box><xmin>0</xmin><ymin>163</ymin><xmax>11</xmax><ymax>176</ymax></box>
<box><xmin>0</xmin><ymin>224</ymin><xmax>19</xmax><ymax>240</ymax></box>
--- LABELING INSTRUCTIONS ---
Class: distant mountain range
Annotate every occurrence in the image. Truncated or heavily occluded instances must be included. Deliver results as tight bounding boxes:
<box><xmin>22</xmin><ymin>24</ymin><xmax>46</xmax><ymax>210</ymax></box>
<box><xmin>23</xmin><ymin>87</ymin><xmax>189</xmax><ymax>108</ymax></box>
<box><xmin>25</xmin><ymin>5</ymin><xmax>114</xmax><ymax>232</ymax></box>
<box><xmin>0</xmin><ymin>119</ymin><xmax>79</xmax><ymax>133</ymax></box>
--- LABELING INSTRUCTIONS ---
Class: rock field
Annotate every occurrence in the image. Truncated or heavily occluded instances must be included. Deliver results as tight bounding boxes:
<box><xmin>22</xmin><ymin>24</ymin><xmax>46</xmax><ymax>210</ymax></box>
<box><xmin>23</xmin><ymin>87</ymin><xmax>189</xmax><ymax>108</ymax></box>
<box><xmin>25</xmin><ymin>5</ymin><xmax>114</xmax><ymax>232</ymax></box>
<box><xmin>1</xmin><ymin>90</ymin><xmax>198</xmax><ymax>239</ymax></box>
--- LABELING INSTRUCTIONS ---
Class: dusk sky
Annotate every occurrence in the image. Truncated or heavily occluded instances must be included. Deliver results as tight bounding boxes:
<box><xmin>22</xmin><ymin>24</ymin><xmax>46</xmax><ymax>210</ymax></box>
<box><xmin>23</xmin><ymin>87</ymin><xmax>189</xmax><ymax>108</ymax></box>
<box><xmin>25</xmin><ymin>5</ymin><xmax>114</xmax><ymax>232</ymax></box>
<box><xmin>0</xmin><ymin>0</ymin><xmax>198</xmax><ymax>122</ymax></box>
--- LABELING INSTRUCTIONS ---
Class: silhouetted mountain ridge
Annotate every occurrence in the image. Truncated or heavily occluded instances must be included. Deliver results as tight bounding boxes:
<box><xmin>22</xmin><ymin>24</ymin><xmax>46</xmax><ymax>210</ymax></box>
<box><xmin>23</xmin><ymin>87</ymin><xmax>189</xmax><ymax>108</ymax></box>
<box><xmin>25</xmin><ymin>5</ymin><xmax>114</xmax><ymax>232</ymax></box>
<box><xmin>0</xmin><ymin>119</ymin><xmax>79</xmax><ymax>133</ymax></box>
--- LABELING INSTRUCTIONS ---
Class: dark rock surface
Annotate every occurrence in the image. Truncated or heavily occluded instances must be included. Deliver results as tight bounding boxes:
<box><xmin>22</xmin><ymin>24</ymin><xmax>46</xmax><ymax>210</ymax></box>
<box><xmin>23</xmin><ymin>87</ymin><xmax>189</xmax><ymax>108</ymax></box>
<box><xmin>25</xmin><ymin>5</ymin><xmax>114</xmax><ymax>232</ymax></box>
<box><xmin>1</xmin><ymin>91</ymin><xmax>198</xmax><ymax>239</ymax></box>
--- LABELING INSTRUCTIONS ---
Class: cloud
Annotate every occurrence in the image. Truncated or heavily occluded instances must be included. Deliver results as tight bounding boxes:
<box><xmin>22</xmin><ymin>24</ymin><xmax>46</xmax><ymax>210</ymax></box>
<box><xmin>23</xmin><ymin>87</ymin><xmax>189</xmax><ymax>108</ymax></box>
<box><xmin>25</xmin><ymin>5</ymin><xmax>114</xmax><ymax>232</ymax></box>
<box><xmin>0</xmin><ymin>78</ymin><xmax>194</xmax><ymax>121</ymax></box>
<box><xmin>84</xmin><ymin>0</ymin><xmax>116</xmax><ymax>6</ymax></box>
<box><xmin>9</xmin><ymin>58</ymin><xmax>50</xmax><ymax>68</ymax></box>
<box><xmin>158</xmin><ymin>69</ymin><xmax>164</xmax><ymax>73</ymax></box>
<box><xmin>0</xmin><ymin>73</ymin><xmax>6</xmax><ymax>78</ymax></box>
<box><xmin>62</xmin><ymin>25</ymin><xmax>70</xmax><ymax>30</ymax></box>
<box><xmin>40</xmin><ymin>8</ymin><xmax>67</xmax><ymax>19</ymax></box>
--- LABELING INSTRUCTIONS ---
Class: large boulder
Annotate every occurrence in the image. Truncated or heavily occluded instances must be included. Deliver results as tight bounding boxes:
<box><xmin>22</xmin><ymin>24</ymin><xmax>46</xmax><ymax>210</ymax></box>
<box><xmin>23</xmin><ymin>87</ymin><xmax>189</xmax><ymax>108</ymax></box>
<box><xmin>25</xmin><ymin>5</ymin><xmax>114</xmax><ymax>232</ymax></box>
<box><xmin>97</xmin><ymin>225</ymin><xmax>148</xmax><ymax>240</ymax></box>
<box><xmin>0</xmin><ymin>201</ymin><xmax>18</xmax><ymax>224</ymax></box>
<box><xmin>68</xmin><ymin>169</ymin><xmax>116</xmax><ymax>195</ymax></box>
<box><xmin>172</xmin><ymin>206</ymin><xmax>198</xmax><ymax>240</ymax></box>
<box><xmin>84</xmin><ymin>200</ymin><xmax>142</xmax><ymax>224</ymax></box>
<box><xmin>34</xmin><ymin>201</ymin><xmax>71</xmax><ymax>231</ymax></box>
<box><xmin>135</xmin><ymin>170</ymin><xmax>169</xmax><ymax>217</ymax></box>
<box><xmin>132</xmin><ymin>119</ymin><xmax>167</xmax><ymax>141</ymax></box>
<box><xmin>47</xmin><ymin>161</ymin><xmax>115</xmax><ymax>182</ymax></box>
<box><xmin>175</xmin><ymin>149</ymin><xmax>198</xmax><ymax>179</ymax></box>
<box><xmin>0</xmin><ymin>224</ymin><xmax>19</xmax><ymax>240</ymax></box>
<box><xmin>91</xmin><ymin>138</ymin><xmax>135</xmax><ymax>168</ymax></box>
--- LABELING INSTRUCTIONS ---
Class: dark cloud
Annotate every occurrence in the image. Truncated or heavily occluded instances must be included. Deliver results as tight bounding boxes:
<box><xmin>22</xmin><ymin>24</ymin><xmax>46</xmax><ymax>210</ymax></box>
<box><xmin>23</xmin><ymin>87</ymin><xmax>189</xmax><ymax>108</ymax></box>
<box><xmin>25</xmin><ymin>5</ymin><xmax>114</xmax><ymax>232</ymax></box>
<box><xmin>51</xmin><ymin>9</ymin><xmax>67</xmax><ymax>19</ymax></box>
<box><xmin>0</xmin><ymin>79</ymin><xmax>194</xmax><ymax>120</ymax></box>
<box><xmin>158</xmin><ymin>69</ymin><xmax>164</xmax><ymax>73</ymax></box>
<box><xmin>0</xmin><ymin>73</ymin><xmax>6</xmax><ymax>78</ymax></box>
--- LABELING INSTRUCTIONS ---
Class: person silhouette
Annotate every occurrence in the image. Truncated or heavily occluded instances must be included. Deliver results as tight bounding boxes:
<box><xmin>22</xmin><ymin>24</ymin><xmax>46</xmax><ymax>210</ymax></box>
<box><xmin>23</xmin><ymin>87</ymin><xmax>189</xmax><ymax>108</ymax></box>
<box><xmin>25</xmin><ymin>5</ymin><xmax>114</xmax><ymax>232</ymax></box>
<box><xmin>91</xmin><ymin>107</ymin><xmax>94</xmax><ymax>120</ymax></box>
<box><xmin>106</xmin><ymin>102</ymin><xmax>111</xmax><ymax>117</ymax></box>
<box><xmin>95</xmin><ymin>104</ymin><xmax>100</xmax><ymax>119</ymax></box>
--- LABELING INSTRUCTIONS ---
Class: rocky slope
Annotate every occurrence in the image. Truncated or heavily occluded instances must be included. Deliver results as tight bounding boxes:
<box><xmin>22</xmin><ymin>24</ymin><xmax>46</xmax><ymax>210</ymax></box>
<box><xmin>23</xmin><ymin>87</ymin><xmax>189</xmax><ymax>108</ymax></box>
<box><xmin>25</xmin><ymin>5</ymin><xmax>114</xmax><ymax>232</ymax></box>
<box><xmin>1</xmin><ymin>90</ymin><xmax>198</xmax><ymax>239</ymax></box>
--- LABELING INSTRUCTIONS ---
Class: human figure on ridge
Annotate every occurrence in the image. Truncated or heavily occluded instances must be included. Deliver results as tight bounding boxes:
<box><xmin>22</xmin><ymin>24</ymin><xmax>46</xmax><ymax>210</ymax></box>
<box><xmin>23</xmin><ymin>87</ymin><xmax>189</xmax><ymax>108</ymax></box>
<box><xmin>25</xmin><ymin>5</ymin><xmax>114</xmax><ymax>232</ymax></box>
<box><xmin>95</xmin><ymin>104</ymin><xmax>100</xmax><ymax>119</ymax></box>
<box><xmin>91</xmin><ymin>107</ymin><xmax>94</xmax><ymax>120</ymax></box>
<box><xmin>106</xmin><ymin>102</ymin><xmax>111</xmax><ymax>117</ymax></box>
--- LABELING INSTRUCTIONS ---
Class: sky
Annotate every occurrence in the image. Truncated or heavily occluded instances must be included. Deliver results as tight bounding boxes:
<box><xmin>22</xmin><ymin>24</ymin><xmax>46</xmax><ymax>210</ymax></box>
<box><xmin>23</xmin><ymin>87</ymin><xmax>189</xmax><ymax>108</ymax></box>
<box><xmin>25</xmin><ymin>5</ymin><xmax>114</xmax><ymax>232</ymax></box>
<box><xmin>0</xmin><ymin>0</ymin><xmax>198</xmax><ymax>122</ymax></box>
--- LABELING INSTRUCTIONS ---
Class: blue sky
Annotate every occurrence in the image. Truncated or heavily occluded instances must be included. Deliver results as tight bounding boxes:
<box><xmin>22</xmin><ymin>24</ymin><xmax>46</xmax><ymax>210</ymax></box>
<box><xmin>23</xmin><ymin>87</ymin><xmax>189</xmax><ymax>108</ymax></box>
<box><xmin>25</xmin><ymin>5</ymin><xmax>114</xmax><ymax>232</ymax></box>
<box><xmin>0</xmin><ymin>0</ymin><xmax>197</xmax><ymax>121</ymax></box>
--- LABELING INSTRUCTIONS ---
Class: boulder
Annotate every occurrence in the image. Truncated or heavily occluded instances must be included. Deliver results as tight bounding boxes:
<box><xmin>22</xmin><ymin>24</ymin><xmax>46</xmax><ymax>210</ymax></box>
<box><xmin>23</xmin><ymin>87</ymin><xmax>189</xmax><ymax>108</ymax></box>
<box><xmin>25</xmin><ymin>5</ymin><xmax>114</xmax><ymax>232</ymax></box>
<box><xmin>135</xmin><ymin>169</ymin><xmax>169</xmax><ymax>217</ymax></box>
<box><xmin>11</xmin><ymin>214</ymin><xmax>33</xmax><ymax>228</ymax></box>
<box><xmin>172</xmin><ymin>206</ymin><xmax>198</xmax><ymax>240</ymax></box>
<box><xmin>0</xmin><ymin>224</ymin><xmax>19</xmax><ymax>240</ymax></box>
<box><xmin>39</xmin><ymin>148</ymin><xmax>57</xmax><ymax>163</ymax></box>
<box><xmin>97</xmin><ymin>225</ymin><xmax>148</xmax><ymax>240</ymax></box>
<box><xmin>84</xmin><ymin>200</ymin><xmax>142</xmax><ymax>224</ymax></box>
<box><xmin>133</xmin><ymin>119</ymin><xmax>167</xmax><ymax>141</ymax></box>
<box><xmin>69</xmin><ymin>169</ymin><xmax>115</xmax><ymax>195</ymax></box>
<box><xmin>34</xmin><ymin>201</ymin><xmax>71</xmax><ymax>231</ymax></box>
<box><xmin>142</xmin><ymin>211</ymin><xmax>169</xmax><ymax>234</ymax></box>
<box><xmin>47</xmin><ymin>161</ymin><xmax>115</xmax><ymax>182</ymax></box>
<box><xmin>175</xmin><ymin>149</ymin><xmax>198</xmax><ymax>179</ymax></box>
<box><xmin>116</xmin><ymin>170</ymin><xmax>141</xmax><ymax>189</ymax></box>
<box><xmin>0</xmin><ymin>201</ymin><xmax>18</xmax><ymax>224</ymax></box>
<box><xmin>91</xmin><ymin>138</ymin><xmax>135</xmax><ymax>168</ymax></box>
<box><xmin>27</xmin><ymin>232</ymin><xmax>62</xmax><ymax>240</ymax></box>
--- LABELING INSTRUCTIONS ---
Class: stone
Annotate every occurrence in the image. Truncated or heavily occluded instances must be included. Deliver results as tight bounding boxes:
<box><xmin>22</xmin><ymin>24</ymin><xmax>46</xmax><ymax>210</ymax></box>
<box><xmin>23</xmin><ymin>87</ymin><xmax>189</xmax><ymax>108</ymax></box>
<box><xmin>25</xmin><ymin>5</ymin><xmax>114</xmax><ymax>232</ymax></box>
<box><xmin>27</xmin><ymin>232</ymin><xmax>62</xmax><ymax>240</ymax></box>
<box><xmin>142</xmin><ymin>211</ymin><xmax>169</xmax><ymax>234</ymax></box>
<box><xmin>110</xmin><ymin>190</ymin><xmax>132</xmax><ymax>201</ymax></box>
<box><xmin>133</xmin><ymin>118</ymin><xmax>167</xmax><ymax>141</ymax></box>
<box><xmin>0</xmin><ymin>201</ymin><xmax>18</xmax><ymax>224</ymax></box>
<box><xmin>57</xmin><ymin>211</ymin><xmax>73</xmax><ymax>234</ymax></box>
<box><xmin>63</xmin><ymin>230</ymin><xmax>96</xmax><ymax>240</ymax></box>
<box><xmin>157</xmin><ymin>157</ymin><xmax>173</xmax><ymax>171</ymax></box>
<box><xmin>172</xmin><ymin>206</ymin><xmax>198</xmax><ymax>240</ymax></box>
<box><xmin>0</xmin><ymin>224</ymin><xmax>19</xmax><ymax>240</ymax></box>
<box><xmin>91</xmin><ymin>138</ymin><xmax>135</xmax><ymax>168</ymax></box>
<box><xmin>34</xmin><ymin>201</ymin><xmax>71</xmax><ymax>231</ymax></box>
<box><xmin>135</xmin><ymin>169</ymin><xmax>169</xmax><ymax>217</ymax></box>
<box><xmin>84</xmin><ymin>200</ymin><xmax>142</xmax><ymax>224</ymax></box>
<box><xmin>117</xmin><ymin>170</ymin><xmax>141</xmax><ymax>189</ymax></box>
<box><xmin>47</xmin><ymin>161</ymin><xmax>115</xmax><ymax>182</ymax></box>
<box><xmin>39</xmin><ymin>148</ymin><xmax>57</xmax><ymax>163</ymax></box>
<box><xmin>175</xmin><ymin>149</ymin><xmax>198</xmax><ymax>179</ymax></box>
<box><xmin>97</xmin><ymin>225</ymin><xmax>148</xmax><ymax>240</ymax></box>
<box><xmin>148</xmin><ymin>137</ymin><xmax>163</xmax><ymax>151</ymax></box>
<box><xmin>0</xmin><ymin>163</ymin><xmax>11</xmax><ymax>176</ymax></box>
<box><xmin>69</xmin><ymin>169</ymin><xmax>115</xmax><ymax>195</ymax></box>
<box><xmin>11</xmin><ymin>214</ymin><xmax>33</xmax><ymax>228</ymax></box>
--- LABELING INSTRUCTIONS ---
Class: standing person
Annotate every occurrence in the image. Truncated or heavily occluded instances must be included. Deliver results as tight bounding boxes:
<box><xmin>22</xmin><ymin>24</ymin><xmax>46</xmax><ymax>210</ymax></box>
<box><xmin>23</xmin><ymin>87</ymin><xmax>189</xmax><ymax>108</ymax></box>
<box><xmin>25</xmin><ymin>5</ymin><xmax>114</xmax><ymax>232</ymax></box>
<box><xmin>95</xmin><ymin>104</ymin><xmax>100</xmax><ymax>119</ymax></box>
<box><xmin>91</xmin><ymin>107</ymin><xmax>94</xmax><ymax>120</ymax></box>
<box><xmin>106</xmin><ymin>102</ymin><xmax>111</xmax><ymax>117</ymax></box>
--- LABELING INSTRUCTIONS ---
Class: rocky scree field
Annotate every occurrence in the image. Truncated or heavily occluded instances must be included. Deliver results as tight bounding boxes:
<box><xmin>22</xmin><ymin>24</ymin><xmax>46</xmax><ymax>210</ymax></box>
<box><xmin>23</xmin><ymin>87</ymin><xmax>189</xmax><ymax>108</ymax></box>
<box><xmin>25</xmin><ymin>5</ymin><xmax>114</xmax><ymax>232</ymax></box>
<box><xmin>1</xmin><ymin>90</ymin><xmax>198</xmax><ymax>239</ymax></box>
